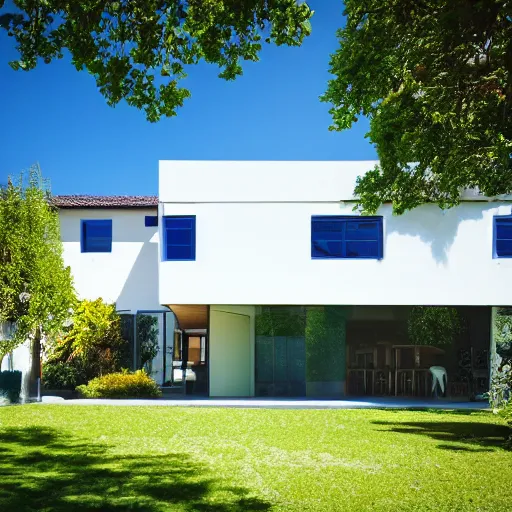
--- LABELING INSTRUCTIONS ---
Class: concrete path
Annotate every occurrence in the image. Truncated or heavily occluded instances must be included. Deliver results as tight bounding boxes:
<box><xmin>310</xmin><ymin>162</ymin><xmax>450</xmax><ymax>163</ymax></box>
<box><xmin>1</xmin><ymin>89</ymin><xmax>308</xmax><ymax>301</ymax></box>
<box><xmin>40</xmin><ymin>396</ymin><xmax>490</xmax><ymax>410</ymax></box>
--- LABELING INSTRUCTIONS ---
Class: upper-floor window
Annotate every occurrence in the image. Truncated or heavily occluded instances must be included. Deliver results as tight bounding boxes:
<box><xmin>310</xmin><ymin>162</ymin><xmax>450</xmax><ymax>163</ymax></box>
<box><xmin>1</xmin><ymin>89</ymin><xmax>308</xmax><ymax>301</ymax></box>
<box><xmin>163</xmin><ymin>216</ymin><xmax>196</xmax><ymax>261</ymax></box>
<box><xmin>311</xmin><ymin>216</ymin><xmax>383</xmax><ymax>259</ymax></box>
<box><xmin>81</xmin><ymin>219</ymin><xmax>112</xmax><ymax>253</ymax></box>
<box><xmin>493</xmin><ymin>215</ymin><xmax>512</xmax><ymax>258</ymax></box>
<box><xmin>145</xmin><ymin>215</ymin><xmax>158</xmax><ymax>227</ymax></box>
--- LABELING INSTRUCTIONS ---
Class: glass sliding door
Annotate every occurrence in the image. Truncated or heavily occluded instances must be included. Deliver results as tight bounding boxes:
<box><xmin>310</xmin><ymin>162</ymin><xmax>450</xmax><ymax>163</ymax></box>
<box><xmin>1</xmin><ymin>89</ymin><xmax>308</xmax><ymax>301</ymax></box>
<box><xmin>255</xmin><ymin>307</ymin><xmax>307</xmax><ymax>397</ymax></box>
<box><xmin>135</xmin><ymin>310</ymin><xmax>175</xmax><ymax>386</ymax></box>
<box><xmin>255</xmin><ymin>306</ymin><xmax>347</xmax><ymax>397</ymax></box>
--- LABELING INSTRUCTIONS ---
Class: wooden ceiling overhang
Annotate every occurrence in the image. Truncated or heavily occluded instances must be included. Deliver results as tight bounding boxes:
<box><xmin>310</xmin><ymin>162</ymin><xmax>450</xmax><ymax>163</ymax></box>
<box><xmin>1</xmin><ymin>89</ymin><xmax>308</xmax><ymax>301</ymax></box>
<box><xmin>166</xmin><ymin>305</ymin><xmax>208</xmax><ymax>330</ymax></box>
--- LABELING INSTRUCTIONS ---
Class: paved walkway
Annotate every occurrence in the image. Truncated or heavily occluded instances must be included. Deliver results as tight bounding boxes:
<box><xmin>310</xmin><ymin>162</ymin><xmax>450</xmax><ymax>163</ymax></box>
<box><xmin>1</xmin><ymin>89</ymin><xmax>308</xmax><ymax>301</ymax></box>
<box><xmin>40</xmin><ymin>396</ymin><xmax>490</xmax><ymax>410</ymax></box>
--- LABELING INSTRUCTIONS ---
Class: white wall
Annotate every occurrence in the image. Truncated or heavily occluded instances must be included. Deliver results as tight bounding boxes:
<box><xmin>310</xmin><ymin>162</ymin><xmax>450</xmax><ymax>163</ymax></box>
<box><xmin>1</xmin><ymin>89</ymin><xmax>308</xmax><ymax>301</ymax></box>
<box><xmin>159</xmin><ymin>160</ymin><xmax>510</xmax><ymax>203</ymax></box>
<box><xmin>60</xmin><ymin>208</ymin><xmax>161</xmax><ymax>313</ymax></box>
<box><xmin>159</xmin><ymin>160</ymin><xmax>378</xmax><ymax>202</ymax></box>
<box><xmin>209</xmin><ymin>306</ymin><xmax>255</xmax><ymax>397</ymax></box>
<box><xmin>159</xmin><ymin>161</ymin><xmax>512</xmax><ymax>306</ymax></box>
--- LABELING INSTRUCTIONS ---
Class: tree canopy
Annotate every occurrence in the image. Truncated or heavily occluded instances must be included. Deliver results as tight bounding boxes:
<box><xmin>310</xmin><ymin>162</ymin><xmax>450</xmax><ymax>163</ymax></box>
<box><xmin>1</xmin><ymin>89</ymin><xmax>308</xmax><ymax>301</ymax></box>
<box><xmin>0</xmin><ymin>166</ymin><xmax>75</xmax><ymax>364</ymax></box>
<box><xmin>322</xmin><ymin>0</ymin><xmax>512</xmax><ymax>214</ymax></box>
<box><xmin>0</xmin><ymin>0</ymin><xmax>312</xmax><ymax>122</ymax></box>
<box><xmin>3</xmin><ymin>2</ymin><xmax>511</xmax><ymax>214</ymax></box>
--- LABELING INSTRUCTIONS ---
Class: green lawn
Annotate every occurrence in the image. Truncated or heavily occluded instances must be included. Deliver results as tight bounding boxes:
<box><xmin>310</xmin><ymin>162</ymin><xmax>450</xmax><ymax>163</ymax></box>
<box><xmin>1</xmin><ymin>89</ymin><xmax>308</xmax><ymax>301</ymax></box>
<box><xmin>0</xmin><ymin>406</ymin><xmax>511</xmax><ymax>511</ymax></box>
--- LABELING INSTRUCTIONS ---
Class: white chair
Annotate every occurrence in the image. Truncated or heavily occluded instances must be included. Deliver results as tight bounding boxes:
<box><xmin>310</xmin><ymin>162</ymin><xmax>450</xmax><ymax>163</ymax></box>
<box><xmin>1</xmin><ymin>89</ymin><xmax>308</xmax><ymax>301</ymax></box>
<box><xmin>429</xmin><ymin>366</ymin><xmax>447</xmax><ymax>397</ymax></box>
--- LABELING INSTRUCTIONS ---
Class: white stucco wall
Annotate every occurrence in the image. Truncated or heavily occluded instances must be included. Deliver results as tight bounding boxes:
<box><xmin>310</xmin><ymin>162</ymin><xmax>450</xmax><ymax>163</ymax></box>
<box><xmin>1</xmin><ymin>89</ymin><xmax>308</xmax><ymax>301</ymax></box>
<box><xmin>159</xmin><ymin>160</ymin><xmax>378</xmax><ymax>202</ymax></box>
<box><xmin>59</xmin><ymin>208</ymin><xmax>161</xmax><ymax>312</ymax></box>
<box><xmin>159</xmin><ymin>160</ymin><xmax>511</xmax><ymax>203</ymax></box>
<box><xmin>159</xmin><ymin>161</ymin><xmax>512</xmax><ymax>306</ymax></box>
<box><xmin>209</xmin><ymin>306</ymin><xmax>255</xmax><ymax>397</ymax></box>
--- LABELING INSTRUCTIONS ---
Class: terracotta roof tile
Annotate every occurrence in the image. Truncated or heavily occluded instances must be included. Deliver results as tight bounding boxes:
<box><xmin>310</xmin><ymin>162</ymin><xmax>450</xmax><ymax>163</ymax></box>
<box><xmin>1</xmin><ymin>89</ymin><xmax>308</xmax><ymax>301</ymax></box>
<box><xmin>51</xmin><ymin>195</ymin><xmax>158</xmax><ymax>209</ymax></box>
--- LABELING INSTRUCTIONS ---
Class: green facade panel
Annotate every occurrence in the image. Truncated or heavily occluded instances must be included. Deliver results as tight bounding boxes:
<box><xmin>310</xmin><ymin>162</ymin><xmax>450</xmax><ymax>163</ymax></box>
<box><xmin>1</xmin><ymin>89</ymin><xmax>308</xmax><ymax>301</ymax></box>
<box><xmin>255</xmin><ymin>306</ymin><xmax>346</xmax><ymax>397</ymax></box>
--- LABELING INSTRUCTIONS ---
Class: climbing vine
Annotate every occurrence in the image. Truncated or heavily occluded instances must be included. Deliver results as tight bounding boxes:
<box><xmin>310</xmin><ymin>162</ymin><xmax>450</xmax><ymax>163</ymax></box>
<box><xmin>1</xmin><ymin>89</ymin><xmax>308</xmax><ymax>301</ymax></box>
<box><xmin>407</xmin><ymin>306</ymin><xmax>461</xmax><ymax>346</ymax></box>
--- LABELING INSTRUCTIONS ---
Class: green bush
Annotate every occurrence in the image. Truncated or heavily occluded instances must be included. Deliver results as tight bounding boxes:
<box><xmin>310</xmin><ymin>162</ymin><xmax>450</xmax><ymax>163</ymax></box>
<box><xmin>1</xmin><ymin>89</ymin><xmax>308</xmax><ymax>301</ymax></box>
<box><xmin>499</xmin><ymin>402</ymin><xmax>512</xmax><ymax>446</ymax></box>
<box><xmin>500</xmin><ymin>402</ymin><xmax>512</xmax><ymax>424</ymax></box>
<box><xmin>44</xmin><ymin>298</ymin><xmax>131</xmax><ymax>385</ymax></box>
<box><xmin>76</xmin><ymin>370</ymin><xmax>161</xmax><ymax>399</ymax></box>
<box><xmin>488</xmin><ymin>355</ymin><xmax>512</xmax><ymax>444</ymax></box>
<box><xmin>488</xmin><ymin>356</ymin><xmax>511</xmax><ymax>411</ymax></box>
<box><xmin>494</xmin><ymin>308</ymin><xmax>512</xmax><ymax>358</ymax></box>
<box><xmin>0</xmin><ymin>370</ymin><xmax>22</xmax><ymax>403</ymax></box>
<box><xmin>42</xmin><ymin>362</ymin><xmax>83</xmax><ymax>390</ymax></box>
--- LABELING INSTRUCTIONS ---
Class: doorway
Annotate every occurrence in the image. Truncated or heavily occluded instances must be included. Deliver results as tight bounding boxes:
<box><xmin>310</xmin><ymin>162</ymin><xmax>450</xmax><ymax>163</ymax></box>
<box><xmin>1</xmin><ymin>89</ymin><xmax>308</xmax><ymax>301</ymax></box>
<box><xmin>172</xmin><ymin>329</ymin><xmax>209</xmax><ymax>395</ymax></box>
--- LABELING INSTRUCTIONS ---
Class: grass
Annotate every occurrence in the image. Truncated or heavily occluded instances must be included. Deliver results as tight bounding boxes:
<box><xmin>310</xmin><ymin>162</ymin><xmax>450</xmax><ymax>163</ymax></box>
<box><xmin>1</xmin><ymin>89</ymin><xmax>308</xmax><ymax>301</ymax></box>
<box><xmin>0</xmin><ymin>406</ymin><xmax>511</xmax><ymax>511</ymax></box>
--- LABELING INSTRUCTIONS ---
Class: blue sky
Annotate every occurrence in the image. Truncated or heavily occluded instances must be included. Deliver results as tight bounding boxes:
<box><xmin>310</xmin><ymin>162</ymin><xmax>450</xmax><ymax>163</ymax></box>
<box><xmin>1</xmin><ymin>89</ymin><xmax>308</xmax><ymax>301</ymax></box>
<box><xmin>0</xmin><ymin>0</ymin><xmax>376</xmax><ymax>196</ymax></box>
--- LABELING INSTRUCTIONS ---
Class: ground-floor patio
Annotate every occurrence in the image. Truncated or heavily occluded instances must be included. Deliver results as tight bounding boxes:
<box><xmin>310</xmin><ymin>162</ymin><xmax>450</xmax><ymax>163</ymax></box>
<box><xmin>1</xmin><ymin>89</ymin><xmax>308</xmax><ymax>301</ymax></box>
<box><xmin>130</xmin><ymin>304</ymin><xmax>500</xmax><ymax>400</ymax></box>
<box><xmin>41</xmin><ymin>396</ymin><xmax>489</xmax><ymax>410</ymax></box>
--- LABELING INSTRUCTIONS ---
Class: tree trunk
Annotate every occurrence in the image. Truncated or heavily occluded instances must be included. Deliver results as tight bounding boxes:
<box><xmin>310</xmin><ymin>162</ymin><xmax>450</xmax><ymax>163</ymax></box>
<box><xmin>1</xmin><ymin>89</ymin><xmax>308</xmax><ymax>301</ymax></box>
<box><xmin>29</xmin><ymin>328</ymin><xmax>41</xmax><ymax>398</ymax></box>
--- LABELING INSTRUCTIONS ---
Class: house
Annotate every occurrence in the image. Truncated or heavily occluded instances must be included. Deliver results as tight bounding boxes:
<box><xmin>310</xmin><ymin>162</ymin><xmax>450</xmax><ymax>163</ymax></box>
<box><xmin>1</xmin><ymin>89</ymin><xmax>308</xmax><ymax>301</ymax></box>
<box><xmin>16</xmin><ymin>160</ymin><xmax>512</xmax><ymax>398</ymax></box>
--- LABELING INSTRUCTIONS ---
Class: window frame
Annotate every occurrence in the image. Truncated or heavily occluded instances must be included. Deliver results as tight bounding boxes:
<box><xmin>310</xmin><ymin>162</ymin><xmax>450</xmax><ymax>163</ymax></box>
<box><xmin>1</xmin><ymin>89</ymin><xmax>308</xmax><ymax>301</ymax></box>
<box><xmin>163</xmin><ymin>215</ymin><xmax>196</xmax><ymax>261</ymax></box>
<box><xmin>145</xmin><ymin>215</ymin><xmax>158</xmax><ymax>227</ymax></box>
<box><xmin>311</xmin><ymin>215</ymin><xmax>384</xmax><ymax>260</ymax></box>
<box><xmin>81</xmin><ymin>219</ymin><xmax>112</xmax><ymax>253</ymax></box>
<box><xmin>493</xmin><ymin>215</ymin><xmax>512</xmax><ymax>259</ymax></box>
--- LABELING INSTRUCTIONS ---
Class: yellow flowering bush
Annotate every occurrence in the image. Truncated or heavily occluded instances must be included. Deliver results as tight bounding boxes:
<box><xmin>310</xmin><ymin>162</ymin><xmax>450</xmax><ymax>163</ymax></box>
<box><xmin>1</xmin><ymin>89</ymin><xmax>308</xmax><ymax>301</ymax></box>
<box><xmin>76</xmin><ymin>370</ymin><xmax>161</xmax><ymax>399</ymax></box>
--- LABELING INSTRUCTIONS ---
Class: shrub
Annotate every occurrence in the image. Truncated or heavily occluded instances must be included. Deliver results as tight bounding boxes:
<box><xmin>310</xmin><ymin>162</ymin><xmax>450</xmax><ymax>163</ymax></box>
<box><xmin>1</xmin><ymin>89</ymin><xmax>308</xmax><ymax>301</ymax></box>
<box><xmin>76</xmin><ymin>370</ymin><xmax>161</xmax><ymax>399</ymax></box>
<box><xmin>42</xmin><ymin>362</ymin><xmax>83</xmax><ymax>390</ymax></box>
<box><xmin>498</xmin><ymin>402</ymin><xmax>512</xmax><ymax>446</ymax></box>
<box><xmin>494</xmin><ymin>308</ymin><xmax>512</xmax><ymax>358</ymax></box>
<box><xmin>488</xmin><ymin>355</ymin><xmax>512</xmax><ymax>444</ymax></box>
<box><xmin>44</xmin><ymin>299</ymin><xmax>131</xmax><ymax>384</ymax></box>
<box><xmin>0</xmin><ymin>370</ymin><xmax>22</xmax><ymax>403</ymax></box>
<box><xmin>488</xmin><ymin>355</ymin><xmax>511</xmax><ymax>411</ymax></box>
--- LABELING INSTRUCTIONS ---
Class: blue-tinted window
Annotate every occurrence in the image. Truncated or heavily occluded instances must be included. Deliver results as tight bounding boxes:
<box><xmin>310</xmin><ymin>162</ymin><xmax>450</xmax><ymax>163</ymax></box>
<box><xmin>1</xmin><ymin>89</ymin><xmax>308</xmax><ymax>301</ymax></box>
<box><xmin>145</xmin><ymin>215</ymin><xmax>158</xmax><ymax>227</ymax></box>
<box><xmin>163</xmin><ymin>216</ymin><xmax>196</xmax><ymax>261</ymax></box>
<box><xmin>81</xmin><ymin>219</ymin><xmax>112</xmax><ymax>253</ymax></box>
<box><xmin>311</xmin><ymin>216</ymin><xmax>383</xmax><ymax>259</ymax></box>
<box><xmin>494</xmin><ymin>216</ymin><xmax>512</xmax><ymax>258</ymax></box>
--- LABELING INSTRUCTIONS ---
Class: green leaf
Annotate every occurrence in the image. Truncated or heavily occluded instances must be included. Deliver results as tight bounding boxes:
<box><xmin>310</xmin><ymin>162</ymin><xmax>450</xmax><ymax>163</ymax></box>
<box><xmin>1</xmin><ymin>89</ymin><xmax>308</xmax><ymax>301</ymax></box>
<box><xmin>322</xmin><ymin>0</ymin><xmax>512</xmax><ymax>213</ymax></box>
<box><xmin>0</xmin><ymin>0</ymin><xmax>313</xmax><ymax>121</ymax></box>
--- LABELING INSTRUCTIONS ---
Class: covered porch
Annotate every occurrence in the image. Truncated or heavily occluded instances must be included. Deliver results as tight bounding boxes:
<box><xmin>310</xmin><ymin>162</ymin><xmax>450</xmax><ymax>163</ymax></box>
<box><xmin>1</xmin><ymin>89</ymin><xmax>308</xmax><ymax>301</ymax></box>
<box><xmin>164</xmin><ymin>305</ymin><xmax>208</xmax><ymax>395</ymax></box>
<box><xmin>136</xmin><ymin>304</ymin><xmax>496</xmax><ymax>400</ymax></box>
<box><xmin>345</xmin><ymin>306</ymin><xmax>490</xmax><ymax>399</ymax></box>
<box><xmin>254</xmin><ymin>305</ymin><xmax>492</xmax><ymax>400</ymax></box>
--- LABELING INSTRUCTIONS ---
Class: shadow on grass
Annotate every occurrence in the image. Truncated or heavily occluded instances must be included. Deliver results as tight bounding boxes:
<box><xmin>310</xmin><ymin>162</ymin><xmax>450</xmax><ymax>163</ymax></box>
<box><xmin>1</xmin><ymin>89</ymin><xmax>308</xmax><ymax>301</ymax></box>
<box><xmin>372</xmin><ymin>418</ymin><xmax>511</xmax><ymax>452</ymax></box>
<box><xmin>366</xmin><ymin>408</ymin><xmax>486</xmax><ymax>416</ymax></box>
<box><xmin>0</xmin><ymin>426</ymin><xmax>271</xmax><ymax>511</ymax></box>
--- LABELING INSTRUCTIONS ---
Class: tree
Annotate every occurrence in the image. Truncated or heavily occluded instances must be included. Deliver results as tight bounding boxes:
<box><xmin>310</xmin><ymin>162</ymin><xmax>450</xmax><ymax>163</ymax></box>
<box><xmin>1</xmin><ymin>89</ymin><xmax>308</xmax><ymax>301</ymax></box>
<box><xmin>0</xmin><ymin>0</ymin><xmax>312</xmax><ymax>122</ymax></box>
<box><xmin>322</xmin><ymin>0</ymin><xmax>512</xmax><ymax>214</ymax></box>
<box><xmin>0</xmin><ymin>166</ymin><xmax>75</xmax><ymax>386</ymax></box>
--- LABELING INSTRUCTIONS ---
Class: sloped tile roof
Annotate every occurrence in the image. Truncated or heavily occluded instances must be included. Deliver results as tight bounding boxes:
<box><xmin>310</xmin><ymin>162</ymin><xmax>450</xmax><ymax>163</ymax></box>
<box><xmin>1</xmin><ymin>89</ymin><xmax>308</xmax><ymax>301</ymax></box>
<box><xmin>51</xmin><ymin>195</ymin><xmax>158</xmax><ymax>208</ymax></box>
